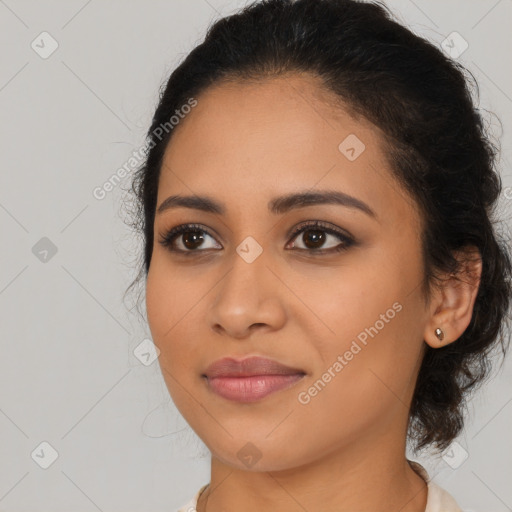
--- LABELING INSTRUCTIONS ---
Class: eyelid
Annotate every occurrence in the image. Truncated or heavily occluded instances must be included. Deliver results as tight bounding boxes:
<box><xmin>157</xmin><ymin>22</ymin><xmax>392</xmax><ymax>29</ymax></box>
<box><xmin>158</xmin><ymin>220</ymin><xmax>355</xmax><ymax>254</ymax></box>
<box><xmin>286</xmin><ymin>219</ymin><xmax>354</xmax><ymax>242</ymax></box>
<box><xmin>158</xmin><ymin>223</ymin><xmax>221</xmax><ymax>249</ymax></box>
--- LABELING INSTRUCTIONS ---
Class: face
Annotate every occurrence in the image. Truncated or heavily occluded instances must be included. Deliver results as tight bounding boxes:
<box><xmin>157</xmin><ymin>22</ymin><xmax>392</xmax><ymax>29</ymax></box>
<box><xmin>145</xmin><ymin>73</ymin><xmax>430</xmax><ymax>472</ymax></box>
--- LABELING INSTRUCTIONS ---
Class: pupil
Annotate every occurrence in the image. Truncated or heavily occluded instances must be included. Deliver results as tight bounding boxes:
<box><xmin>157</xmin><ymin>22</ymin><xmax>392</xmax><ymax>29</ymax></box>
<box><xmin>180</xmin><ymin>229</ymin><xmax>327</xmax><ymax>250</ymax></box>
<box><xmin>304</xmin><ymin>229</ymin><xmax>325</xmax><ymax>248</ymax></box>
<box><xmin>183</xmin><ymin>231</ymin><xmax>204</xmax><ymax>249</ymax></box>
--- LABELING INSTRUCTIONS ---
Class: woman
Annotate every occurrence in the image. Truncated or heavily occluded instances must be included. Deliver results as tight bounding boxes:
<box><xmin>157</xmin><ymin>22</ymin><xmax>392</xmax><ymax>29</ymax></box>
<box><xmin>126</xmin><ymin>0</ymin><xmax>512</xmax><ymax>510</ymax></box>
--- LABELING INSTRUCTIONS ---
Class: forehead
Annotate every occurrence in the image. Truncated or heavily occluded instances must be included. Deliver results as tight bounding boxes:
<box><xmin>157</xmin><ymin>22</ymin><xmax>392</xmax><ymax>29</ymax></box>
<box><xmin>166</xmin><ymin>72</ymin><xmax>377</xmax><ymax>159</ymax></box>
<box><xmin>157</xmin><ymin>73</ymin><xmax>420</xmax><ymax>228</ymax></box>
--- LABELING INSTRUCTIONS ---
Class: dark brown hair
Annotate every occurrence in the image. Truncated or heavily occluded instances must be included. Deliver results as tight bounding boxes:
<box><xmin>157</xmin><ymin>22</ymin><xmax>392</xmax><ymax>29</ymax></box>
<box><xmin>124</xmin><ymin>0</ymin><xmax>512</xmax><ymax>454</ymax></box>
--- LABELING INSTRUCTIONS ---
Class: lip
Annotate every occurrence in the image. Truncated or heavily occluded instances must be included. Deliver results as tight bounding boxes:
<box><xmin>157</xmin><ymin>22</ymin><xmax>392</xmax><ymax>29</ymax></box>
<box><xmin>204</xmin><ymin>356</ymin><xmax>305</xmax><ymax>378</ymax></box>
<box><xmin>203</xmin><ymin>356</ymin><xmax>306</xmax><ymax>403</ymax></box>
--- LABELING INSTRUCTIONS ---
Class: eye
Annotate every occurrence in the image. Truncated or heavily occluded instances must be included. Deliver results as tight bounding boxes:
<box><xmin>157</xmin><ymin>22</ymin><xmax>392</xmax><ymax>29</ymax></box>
<box><xmin>158</xmin><ymin>221</ymin><xmax>355</xmax><ymax>255</ymax></box>
<box><xmin>286</xmin><ymin>220</ymin><xmax>354</xmax><ymax>253</ymax></box>
<box><xmin>158</xmin><ymin>223</ymin><xmax>221</xmax><ymax>254</ymax></box>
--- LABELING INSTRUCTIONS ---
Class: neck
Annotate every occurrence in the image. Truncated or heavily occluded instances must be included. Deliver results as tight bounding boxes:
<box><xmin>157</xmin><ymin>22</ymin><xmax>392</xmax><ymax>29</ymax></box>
<box><xmin>196</xmin><ymin>428</ymin><xmax>427</xmax><ymax>512</ymax></box>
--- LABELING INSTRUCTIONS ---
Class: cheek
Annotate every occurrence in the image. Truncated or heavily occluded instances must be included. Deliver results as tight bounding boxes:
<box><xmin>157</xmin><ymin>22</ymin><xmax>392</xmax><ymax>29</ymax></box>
<box><xmin>291</xmin><ymin>255</ymin><xmax>402</xmax><ymax>350</ymax></box>
<box><xmin>290</xmin><ymin>301</ymin><xmax>424</xmax><ymax>464</ymax></box>
<box><xmin>145</xmin><ymin>256</ymin><xmax>192</xmax><ymax>343</ymax></box>
<box><xmin>146</xmin><ymin>263</ymin><xmax>200</xmax><ymax>415</ymax></box>
<box><xmin>145</xmin><ymin>260</ymin><xmax>194</xmax><ymax>392</ymax></box>
<box><xmin>145</xmin><ymin>255</ymin><xmax>211</xmax><ymax>373</ymax></box>
<box><xmin>296</xmin><ymin>245</ymin><xmax>425</xmax><ymax>408</ymax></box>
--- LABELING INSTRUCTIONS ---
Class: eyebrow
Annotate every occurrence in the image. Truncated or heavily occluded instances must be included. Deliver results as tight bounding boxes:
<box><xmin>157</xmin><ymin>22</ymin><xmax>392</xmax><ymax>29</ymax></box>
<box><xmin>156</xmin><ymin>189</ymin><xmax>376</xmax><ymax>219</ymax></box>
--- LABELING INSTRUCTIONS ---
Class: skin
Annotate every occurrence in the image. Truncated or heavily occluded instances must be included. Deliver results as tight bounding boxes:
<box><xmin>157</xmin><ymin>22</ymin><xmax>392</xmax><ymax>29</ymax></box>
<box><xmin>145</xmin><ymin>72</ymin><xmax>482</xmax><ymax>512</ymax></box>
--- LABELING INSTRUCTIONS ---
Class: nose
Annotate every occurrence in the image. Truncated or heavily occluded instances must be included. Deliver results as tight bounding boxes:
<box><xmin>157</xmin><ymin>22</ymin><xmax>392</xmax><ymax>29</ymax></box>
<box><xmin>206</xmin><ymin>249</ymin><xmax>287</xmax><ymax>340</ymax></box>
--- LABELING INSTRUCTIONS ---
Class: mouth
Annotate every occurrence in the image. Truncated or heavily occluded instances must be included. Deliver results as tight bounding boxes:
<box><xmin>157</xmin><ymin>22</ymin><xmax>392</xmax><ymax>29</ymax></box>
<box><xmin>202</xmin><ymin>356</ymin><xmax>306</xmax><ymax>403</ymax></box>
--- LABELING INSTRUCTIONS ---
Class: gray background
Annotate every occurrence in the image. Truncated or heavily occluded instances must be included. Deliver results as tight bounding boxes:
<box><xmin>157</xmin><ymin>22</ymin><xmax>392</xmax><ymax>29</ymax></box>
<box><xmin>0</xmin><ymin>1</ymin><xmax>511</xmax><ymax>511</ymax></box>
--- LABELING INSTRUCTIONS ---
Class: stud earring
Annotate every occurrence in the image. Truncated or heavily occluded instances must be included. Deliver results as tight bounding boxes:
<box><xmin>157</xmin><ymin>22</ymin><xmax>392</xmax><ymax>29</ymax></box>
<box><xmin>435</xmin><ymin>328</ymin><xmax>444</xmax><ymax>341</ymax></box>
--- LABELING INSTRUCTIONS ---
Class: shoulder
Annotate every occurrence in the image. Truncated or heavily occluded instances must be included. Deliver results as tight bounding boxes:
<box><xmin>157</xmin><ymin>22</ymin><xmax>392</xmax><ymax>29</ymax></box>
<box><xmin>408</xmin><ymin>460</ymin><xmax>462</xmax><ymax>512</ymax></box>
<box><xmin>176</xmin><ymin>472</ymin><xmax>464</xmax><ymax>512</ymax></box>
<box><xmin>176</xmin><ymin>483</ymin><xmax>209</xmax><ymax>512</ymax></box>
<box><xmin>425</xmin><ymin>481</ymin><xmax>462</xmax><ymax>512</ymax></box>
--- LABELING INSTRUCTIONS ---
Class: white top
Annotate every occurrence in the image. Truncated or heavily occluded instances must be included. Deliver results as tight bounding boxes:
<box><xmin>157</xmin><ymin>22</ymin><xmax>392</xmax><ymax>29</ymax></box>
<box><xmin>176</xmin><ymin>460</ymin><xmax>462</xmax><ymax>512</ymax></box>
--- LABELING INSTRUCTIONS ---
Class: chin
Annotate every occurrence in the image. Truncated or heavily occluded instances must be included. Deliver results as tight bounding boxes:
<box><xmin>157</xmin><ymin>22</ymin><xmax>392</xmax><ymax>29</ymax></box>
<box><xmin>205</xmin><ymin>435</ymin><xmax>312</xmax><ymax>473</ymax></box>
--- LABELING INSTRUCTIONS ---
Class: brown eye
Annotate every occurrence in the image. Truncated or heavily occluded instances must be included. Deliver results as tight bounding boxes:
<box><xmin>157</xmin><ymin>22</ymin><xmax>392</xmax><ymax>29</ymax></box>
<box><xmin>159</xmin><ymin>221</ymin><xmax>354</xmax><ymax>256</ymax></box>
<box><xmin>181</xmin><ymin>231</ymin><xmax>206</xmax><ymax>250</ymax></box>
<box><xmin>297</xmin><ymin>229</ymin><xmax>327</xmax><ymax>250</ymax></box>
<box><xmin>159</xmin><ymin>224</ymin><xmax>221</xmax><ymax>253</ymax></box>
<box><xmin>287</xmin><ymin>221</ymin><xmax>354</xmax><ymax>253</ymax></box>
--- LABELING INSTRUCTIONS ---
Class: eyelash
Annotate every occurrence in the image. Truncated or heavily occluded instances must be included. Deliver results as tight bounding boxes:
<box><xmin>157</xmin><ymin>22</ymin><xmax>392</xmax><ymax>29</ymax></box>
<box><xmin>158</xmin><ymin>220</ymin><xmax>355</xmax><ymax>256</ymax></box>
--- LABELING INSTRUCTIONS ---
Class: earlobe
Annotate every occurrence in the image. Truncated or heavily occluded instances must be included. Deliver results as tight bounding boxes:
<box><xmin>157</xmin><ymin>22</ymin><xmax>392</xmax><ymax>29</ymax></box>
<box><xmin>422</xmin><ymin>324</ymin><xmax>447</xmax><ymax>348</ymax></box>
<box><xmin>423</xmin><ymin>247</ymin><xmax>482</xmax><ymax>349</ymax></box>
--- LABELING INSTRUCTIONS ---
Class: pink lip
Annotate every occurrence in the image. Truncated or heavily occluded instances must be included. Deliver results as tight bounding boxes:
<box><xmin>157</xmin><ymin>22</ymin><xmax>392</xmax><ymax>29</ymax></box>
<box><xmin>203</xmin><ymin>356</ymin><xmax>306</xmax><ymax>403</ymax></box>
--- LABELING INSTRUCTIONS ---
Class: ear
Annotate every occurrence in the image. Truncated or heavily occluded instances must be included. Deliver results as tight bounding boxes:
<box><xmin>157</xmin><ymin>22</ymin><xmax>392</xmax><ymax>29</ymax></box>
<box><xmin>423</xmin><ymin>246</ymin><xmax>483</xmax><ymax>348</ymax></box>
